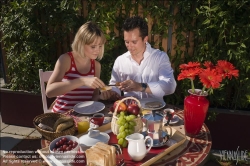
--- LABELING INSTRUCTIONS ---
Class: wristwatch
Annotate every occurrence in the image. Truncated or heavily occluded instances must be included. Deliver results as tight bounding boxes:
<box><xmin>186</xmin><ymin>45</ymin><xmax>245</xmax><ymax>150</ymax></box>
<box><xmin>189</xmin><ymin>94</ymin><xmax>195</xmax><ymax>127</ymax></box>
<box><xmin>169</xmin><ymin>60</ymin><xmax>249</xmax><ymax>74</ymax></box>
<box><xmin>141</xmin><ymin>83</ymin><xmax>147</xmax><ymax>92</ymax></box>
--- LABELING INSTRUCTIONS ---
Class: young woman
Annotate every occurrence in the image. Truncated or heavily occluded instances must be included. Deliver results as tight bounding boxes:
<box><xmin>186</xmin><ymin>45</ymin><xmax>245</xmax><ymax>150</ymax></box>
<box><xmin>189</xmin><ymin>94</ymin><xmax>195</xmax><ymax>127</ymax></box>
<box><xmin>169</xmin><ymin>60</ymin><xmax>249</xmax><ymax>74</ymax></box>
<box><xmin>46</xmin><ymin>21</ymin><xmax>116</xmax><ymax>113</ymax></box>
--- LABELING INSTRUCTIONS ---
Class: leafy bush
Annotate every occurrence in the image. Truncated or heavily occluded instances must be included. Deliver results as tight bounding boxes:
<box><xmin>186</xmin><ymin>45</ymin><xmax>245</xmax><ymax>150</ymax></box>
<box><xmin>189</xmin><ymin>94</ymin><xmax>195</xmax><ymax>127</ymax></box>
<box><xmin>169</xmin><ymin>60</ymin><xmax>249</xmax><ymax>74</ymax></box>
<box><xmin>1</xmin><ymin>0</ymin><xmax>249</xmax><ymax>110</ymax></box>
<box><xmin>172</xmin><ymin>0</ymin><xmax>250</xmax><ymax>110</ymax></box>
<box><xmin>1</xmin><ymin>0</ymin><xmax>83</xmax><ymax>93</ymax></box>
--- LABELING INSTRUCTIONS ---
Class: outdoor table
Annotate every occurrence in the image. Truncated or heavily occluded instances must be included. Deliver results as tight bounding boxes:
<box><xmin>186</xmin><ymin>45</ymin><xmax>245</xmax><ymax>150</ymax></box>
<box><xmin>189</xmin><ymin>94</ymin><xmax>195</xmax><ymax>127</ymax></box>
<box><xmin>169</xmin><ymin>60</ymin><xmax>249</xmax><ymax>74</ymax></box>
<box><xmin>40</xmin><ymin>101</ymin><xmax>212</xmax><ymax>166</ymax></box>
<box><xmin>152</xmin><ymin>104</ymin><xmax>212</xmax><ymax>165</ymax></box>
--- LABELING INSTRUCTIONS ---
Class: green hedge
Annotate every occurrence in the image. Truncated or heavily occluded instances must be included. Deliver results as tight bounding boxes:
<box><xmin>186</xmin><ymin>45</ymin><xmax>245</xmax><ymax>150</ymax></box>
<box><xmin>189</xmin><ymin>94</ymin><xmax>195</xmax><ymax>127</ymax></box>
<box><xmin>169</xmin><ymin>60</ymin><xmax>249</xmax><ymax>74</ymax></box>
<box><xmin>1</xmin><ymin>0</ymin><xmax>249</xmax><ymax>110</ymax></box>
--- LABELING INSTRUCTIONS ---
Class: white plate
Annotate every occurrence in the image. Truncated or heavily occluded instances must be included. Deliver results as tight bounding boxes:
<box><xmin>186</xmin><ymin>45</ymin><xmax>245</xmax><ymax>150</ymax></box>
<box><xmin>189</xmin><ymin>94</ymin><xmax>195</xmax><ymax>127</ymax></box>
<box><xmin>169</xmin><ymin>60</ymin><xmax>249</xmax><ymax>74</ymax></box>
<box><xmin>79</xmin><ymin>131</ymin><xmax>110</xmax><ymax>147</ymax></box>
<box><xmin>139</xmin><ymin>98</ymin><xmax>166</xmax><ymax>110</ymax></box>
<box><xmin>163</xmin><ymin>115</ymin><xmax>180</xmax><ymax>124</ymax></box>
<box><xmin>73</xmin><ymin>101</ymin><xmax>105</xmax><ymax>115</ymax></box>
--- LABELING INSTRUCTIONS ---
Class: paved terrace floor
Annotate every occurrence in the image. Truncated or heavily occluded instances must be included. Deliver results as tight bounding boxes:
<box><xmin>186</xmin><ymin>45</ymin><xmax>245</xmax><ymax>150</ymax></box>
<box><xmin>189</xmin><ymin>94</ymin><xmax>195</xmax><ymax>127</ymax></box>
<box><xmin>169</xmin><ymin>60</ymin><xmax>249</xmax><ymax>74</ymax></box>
<box><xmin>0</xmin><ymin>114</ymin><xmax>42</xmax><ymax>157</ymax></box>
<box><xmin>0</xmin><ymin>123</ymin><xmax>51</xmax><ymax>166</ymax></box>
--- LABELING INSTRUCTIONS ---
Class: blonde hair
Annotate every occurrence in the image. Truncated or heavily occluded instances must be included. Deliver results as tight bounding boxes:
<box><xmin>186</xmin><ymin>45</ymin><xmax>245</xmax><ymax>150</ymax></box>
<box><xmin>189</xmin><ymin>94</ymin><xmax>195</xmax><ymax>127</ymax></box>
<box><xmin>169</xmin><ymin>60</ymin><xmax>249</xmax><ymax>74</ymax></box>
<box><xmin>71</xmin><ymin>21</ymin><xmax>106</xmax><ymax>60</ymax></box>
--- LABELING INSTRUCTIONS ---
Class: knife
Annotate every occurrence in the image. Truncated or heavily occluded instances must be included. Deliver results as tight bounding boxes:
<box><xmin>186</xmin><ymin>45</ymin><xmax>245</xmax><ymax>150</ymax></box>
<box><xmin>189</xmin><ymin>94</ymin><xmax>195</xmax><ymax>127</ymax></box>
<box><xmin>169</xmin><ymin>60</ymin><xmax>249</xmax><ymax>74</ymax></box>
<box><xmin>108</xmin><ymin>82</ymin><xmax>121</xmax><ymax>86</ymax></box>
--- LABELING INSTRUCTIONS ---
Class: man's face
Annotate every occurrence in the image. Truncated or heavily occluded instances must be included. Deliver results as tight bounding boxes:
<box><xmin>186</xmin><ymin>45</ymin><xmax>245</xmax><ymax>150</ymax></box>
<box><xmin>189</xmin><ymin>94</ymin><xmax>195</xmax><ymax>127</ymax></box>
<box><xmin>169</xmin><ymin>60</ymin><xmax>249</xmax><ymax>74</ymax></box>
<box><xmin>124</xmin><ymin>28</ymin><xmax>148</xmax><ymax>57</ymax></box>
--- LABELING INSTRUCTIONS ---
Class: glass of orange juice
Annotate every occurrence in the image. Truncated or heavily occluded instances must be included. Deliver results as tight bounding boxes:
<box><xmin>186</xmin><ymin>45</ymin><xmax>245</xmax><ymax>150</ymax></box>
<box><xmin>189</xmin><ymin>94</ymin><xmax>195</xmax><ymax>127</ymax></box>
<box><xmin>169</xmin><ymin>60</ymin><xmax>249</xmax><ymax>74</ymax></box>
<box><xmin>77</xmin><ymin>121</ymin><xmax>90</xmax><ymax>134</ymax></box>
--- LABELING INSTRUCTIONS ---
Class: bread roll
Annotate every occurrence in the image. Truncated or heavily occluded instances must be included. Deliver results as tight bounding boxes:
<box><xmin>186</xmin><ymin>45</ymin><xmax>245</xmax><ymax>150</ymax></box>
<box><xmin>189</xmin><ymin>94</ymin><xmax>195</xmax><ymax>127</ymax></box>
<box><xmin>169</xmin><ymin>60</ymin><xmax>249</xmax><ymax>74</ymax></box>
<box><xmin>55</xmin><ymin>120</ymin><xmax>74</xmax><ymax>132</ymax></box>
<box><xmin>53</xmin><ymin>116</ymin><xmax>73</xmax><ymax>131</ymax></box>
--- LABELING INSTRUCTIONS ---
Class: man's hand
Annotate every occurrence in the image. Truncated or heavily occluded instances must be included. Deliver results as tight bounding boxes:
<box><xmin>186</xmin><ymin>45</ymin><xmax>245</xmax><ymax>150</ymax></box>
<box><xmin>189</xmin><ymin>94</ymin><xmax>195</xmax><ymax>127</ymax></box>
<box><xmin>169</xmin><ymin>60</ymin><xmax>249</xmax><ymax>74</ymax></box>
<box><xmin>120</xmin><ymin>80</ymin><xmax>141</xmax><ymax>92</ymax></box>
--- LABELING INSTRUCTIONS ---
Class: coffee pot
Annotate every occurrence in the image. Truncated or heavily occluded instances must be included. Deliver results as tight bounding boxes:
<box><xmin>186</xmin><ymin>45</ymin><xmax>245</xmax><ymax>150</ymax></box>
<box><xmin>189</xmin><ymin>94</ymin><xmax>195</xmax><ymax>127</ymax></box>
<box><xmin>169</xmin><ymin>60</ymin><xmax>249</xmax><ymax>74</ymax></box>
<box><xmin>142</xmin><ymin>110</ymin><xmax>169</xmax><ymax>147</ymax></box>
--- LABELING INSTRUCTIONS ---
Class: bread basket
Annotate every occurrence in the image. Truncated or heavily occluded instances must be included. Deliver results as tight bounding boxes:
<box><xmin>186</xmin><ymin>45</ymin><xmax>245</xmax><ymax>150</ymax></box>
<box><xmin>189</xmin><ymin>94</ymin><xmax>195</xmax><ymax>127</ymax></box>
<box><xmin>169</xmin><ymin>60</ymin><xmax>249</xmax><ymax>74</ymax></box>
<box><xmin>111</xmin><ymin>97</ymin><xmax>143</xmax><ymax>135</ymax></box>
<box><xmin>33</xmin><ymin>113</ymin><xmax>76</xmax><ymax>141</ymax></box>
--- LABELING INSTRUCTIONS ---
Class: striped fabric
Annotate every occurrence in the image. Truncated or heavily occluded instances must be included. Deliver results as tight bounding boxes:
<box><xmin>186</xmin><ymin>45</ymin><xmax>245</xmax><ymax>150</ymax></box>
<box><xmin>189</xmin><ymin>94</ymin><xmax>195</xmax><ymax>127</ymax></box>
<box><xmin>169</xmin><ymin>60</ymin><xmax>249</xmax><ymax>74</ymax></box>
<box><xmin>52</xmin><ymin>52</ymin><xmax>95</xmax><ymax>113</ymax></box>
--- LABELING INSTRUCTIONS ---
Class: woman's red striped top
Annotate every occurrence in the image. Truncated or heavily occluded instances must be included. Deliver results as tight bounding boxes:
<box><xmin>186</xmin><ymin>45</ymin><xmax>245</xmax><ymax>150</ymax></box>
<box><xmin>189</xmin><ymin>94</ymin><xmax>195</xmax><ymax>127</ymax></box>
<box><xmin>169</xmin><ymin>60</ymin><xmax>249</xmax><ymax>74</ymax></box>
<box><xmin>52</xmin><ymin>52</ymin><xmax>95</xmax><ymax>113</ymax></box>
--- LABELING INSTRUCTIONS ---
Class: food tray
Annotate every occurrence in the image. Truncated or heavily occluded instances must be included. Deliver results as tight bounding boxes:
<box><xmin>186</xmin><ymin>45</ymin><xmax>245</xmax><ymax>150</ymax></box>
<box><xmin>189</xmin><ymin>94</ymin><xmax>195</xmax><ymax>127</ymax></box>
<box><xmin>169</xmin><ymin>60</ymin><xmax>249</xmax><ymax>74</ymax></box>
<box><xmin>37</xmin><ymin>122</ymin><xmax>186</xmax><ymax>166</ymax></box>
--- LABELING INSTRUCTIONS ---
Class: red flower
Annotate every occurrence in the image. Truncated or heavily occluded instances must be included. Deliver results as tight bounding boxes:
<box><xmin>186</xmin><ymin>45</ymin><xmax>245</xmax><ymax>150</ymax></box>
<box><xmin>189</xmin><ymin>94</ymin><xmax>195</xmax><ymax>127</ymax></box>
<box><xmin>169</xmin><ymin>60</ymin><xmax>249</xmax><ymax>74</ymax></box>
<box><xmin>177</xmin><ymin>60</ymin><xmax>239</xmax><ymax>94</ymax></box>
<box><xmin>179</xmin><ymin>62</ymin><xmax>201</xmax><ymax>70</ymax></box>
<box><xmin>199</xmin><ymin>68</ymin><xmax>222</xmax><ymax>89</ymax></box>
<box><xmin>203</xmin><ymin>61</ymin><xmax>215</xmax><ymax>69</ymax></box>
<box><xmin>177</xmin><ymin>68</ymin><xmax>200</xmax><ymax>80</ymax></box>
<box><xmin>216</xmin><ymin>60</ymin><xmax>239</xmax><ymax>79</ymax></box>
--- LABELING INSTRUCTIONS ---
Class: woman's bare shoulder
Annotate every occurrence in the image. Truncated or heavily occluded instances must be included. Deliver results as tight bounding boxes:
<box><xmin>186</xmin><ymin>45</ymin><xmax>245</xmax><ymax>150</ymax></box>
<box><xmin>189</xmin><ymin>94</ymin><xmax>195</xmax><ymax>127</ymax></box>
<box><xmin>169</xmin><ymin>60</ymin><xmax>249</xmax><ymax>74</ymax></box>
<box><xmin>55</xmin><ymin>53</ymin><xmax>71</xmax><ymax>72</ymax></box>
<box><xmin>58</xmin><ymin>53</ymin><xmax>71</xmax><ymax>62</ymax></box>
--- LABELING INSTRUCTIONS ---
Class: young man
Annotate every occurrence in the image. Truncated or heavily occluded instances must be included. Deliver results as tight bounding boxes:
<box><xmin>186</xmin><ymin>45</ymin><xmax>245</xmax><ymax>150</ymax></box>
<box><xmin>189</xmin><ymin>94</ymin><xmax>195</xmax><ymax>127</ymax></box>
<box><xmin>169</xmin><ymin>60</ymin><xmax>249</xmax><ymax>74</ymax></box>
<box><xmin>109</xmin><ymin>16</ymin><xmax>177</xmax><ymax>100</ymax></box>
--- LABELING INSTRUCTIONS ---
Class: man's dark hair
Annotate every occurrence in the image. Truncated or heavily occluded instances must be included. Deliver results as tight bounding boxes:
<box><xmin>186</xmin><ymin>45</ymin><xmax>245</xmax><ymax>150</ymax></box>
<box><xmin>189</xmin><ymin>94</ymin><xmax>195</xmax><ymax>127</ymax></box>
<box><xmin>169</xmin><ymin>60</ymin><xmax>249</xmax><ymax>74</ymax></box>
<box><xmin>123</xmin><ymin>16</ymin><xmax>148</xmax><ymax>39</ymax></box>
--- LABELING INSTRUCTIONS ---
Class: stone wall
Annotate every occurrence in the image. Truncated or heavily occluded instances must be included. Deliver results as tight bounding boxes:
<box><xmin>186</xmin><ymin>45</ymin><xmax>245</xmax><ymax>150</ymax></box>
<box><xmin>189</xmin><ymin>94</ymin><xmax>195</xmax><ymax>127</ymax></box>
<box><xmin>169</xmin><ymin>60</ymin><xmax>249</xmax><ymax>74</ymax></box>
<box><xmin>0</xmin><ymin>89</ymin><xmax>55</xmax><ymax>127</ymax></box>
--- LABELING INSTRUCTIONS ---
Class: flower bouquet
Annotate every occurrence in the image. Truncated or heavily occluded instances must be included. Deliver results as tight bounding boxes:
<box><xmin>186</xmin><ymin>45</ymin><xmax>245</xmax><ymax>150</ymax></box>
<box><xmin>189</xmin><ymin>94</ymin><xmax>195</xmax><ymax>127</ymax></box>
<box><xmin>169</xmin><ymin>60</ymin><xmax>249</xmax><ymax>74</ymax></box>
<box><xmin>177</xmin><ymin>60</ymin><xmax>239</xmax><ymax>95</ymax></box>
<box><xmin>177</xmin><ymin>60</ymin><xmax>239</xmax><ymax>136</ymax></box>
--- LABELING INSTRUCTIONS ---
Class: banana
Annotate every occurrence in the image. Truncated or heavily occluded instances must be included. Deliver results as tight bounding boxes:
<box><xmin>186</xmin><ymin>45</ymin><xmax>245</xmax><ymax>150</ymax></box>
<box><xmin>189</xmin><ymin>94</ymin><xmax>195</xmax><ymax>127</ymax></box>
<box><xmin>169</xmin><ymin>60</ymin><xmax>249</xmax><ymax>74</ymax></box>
<box><xmin>56</xmin><ymin>120</ymin><xmax>74</xmax><ymax>132</ymax></box>
<box><xmin>53</xmin><ymin>116</ymin><xmax>73</xmax><ymax>131</ymax></box>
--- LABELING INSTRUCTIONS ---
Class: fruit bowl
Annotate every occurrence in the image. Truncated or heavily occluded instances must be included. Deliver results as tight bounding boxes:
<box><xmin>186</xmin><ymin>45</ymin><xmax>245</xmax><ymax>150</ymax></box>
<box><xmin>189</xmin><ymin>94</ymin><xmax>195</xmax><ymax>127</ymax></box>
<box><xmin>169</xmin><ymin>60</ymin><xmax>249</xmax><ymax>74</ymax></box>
<box><xmin>111</xmin><ymin>97</ymin><xmax>143</xmax><ymax>136</ymax></box>
<box><xmin>49</xmin><ymin>135</ymin><xmax>80</xmax><ymax>164</ymax></box>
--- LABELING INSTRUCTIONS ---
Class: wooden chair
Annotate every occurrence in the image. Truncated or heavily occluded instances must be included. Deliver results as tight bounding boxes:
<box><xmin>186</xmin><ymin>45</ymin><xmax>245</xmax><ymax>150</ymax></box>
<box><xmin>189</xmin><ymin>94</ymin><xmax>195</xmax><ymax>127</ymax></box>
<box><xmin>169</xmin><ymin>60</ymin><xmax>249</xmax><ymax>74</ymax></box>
<box><xmin>39</xmin><ymin>69</ymin><xmax>54</xmax><ymax>113</ymax></box>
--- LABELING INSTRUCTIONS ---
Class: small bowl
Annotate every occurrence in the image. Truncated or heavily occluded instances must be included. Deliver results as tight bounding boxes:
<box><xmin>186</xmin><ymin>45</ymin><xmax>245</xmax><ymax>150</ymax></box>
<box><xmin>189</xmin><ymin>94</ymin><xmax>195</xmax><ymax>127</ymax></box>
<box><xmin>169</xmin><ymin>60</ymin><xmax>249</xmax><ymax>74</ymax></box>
<box><xmin>79</xmin><ymin>128</ymin><xmax>110</xmax><ymax>151</ymax></box>
<box><xmin>49</xmin><ymin>135</ymin><xmax>80</xmax><ymax>164</ymax></box>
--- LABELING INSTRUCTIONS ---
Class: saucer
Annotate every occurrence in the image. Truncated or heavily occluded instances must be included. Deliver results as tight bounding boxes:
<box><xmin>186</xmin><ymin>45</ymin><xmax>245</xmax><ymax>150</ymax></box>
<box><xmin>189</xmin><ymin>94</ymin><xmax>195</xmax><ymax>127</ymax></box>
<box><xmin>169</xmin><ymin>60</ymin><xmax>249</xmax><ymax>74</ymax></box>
<box><xmin>141</xmin><ymin>130</ymin><xmax>170</xmax><ymax>147</ymax></box>
<box><xmin>163</xmin><ymin>115</ymin><xmax>180</xmax><ymax>125</ymax></box>
<box><xmin>103</xmin><ymin>117</ymin><xmax>112</xmax><ymax>124</ymax></box>
<box><xmin>79</xmin><ymin>128</ymin><xmax>110</xmax><ymax>148</ymax></box>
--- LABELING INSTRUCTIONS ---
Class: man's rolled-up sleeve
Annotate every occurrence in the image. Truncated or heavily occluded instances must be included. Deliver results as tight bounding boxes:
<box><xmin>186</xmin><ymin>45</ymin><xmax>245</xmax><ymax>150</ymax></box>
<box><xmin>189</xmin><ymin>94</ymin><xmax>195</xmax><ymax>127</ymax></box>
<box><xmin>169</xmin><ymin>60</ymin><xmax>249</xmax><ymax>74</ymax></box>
<box><xmin>147</xmin><ymin>54</ymin><xmax>177</xmax><ymax>98</ymax></box>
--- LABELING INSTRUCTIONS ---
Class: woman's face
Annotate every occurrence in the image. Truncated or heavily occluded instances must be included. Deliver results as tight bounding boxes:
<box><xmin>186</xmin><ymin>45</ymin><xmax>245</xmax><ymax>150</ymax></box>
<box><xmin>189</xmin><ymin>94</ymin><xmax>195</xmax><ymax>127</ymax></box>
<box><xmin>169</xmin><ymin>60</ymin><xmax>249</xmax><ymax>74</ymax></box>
<box><xmin>84</xmin><ymin>37</ymin><xmax>103</xmax><ymax>59</ymax></box>
<box><xmin>124</xmin><ymin>28</ymin><xmax>148</xmax><ymax>57</ymax></box>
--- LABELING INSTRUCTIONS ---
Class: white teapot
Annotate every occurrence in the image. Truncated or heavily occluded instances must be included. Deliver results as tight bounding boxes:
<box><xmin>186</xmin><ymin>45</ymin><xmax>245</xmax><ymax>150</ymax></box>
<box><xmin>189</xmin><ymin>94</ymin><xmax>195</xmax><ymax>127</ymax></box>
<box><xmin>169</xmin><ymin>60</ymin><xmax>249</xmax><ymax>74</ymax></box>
<box><xmin>125</xmin><ymin>133</ymin><xmax>153</xmax><ymax>161</ymax></box>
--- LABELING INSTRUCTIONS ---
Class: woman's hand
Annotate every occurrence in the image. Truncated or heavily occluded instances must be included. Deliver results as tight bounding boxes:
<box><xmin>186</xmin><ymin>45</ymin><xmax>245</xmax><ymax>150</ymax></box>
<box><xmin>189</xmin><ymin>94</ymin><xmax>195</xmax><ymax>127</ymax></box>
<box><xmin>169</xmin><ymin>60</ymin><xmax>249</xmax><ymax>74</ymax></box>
<box><xmin>82</xmin><ymin>77</ymin><xmax>106</xmax><ymax>89</ymax></box>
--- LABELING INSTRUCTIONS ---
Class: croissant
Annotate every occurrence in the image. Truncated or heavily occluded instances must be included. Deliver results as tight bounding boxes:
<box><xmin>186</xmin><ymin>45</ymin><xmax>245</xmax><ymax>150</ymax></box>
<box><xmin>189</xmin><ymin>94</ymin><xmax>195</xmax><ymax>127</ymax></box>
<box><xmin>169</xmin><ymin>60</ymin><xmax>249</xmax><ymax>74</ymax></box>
<box><xmin>55</xmin><ymin>120</ymin><xmax>74</xmax><ymax>132</ymax></box>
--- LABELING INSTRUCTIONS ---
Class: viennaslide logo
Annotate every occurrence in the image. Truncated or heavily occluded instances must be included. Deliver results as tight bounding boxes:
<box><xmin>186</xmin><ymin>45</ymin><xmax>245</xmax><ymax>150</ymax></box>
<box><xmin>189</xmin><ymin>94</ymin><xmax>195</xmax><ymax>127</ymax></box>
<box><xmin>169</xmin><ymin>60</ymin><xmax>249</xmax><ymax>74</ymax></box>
<box><xmin>219</xmin><ymin>146</ymin><xmax>248</xmax><ymax>165</ymax></box>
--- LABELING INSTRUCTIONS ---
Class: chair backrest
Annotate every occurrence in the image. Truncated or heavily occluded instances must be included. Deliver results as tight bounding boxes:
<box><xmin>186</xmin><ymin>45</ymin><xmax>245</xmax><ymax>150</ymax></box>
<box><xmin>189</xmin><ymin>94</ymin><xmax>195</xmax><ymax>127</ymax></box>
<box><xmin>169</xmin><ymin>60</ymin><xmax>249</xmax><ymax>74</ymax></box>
<box><xmin>39</xmin><ymin>69</ymin><xmax>53</xmax><ymax>113</ymax></box>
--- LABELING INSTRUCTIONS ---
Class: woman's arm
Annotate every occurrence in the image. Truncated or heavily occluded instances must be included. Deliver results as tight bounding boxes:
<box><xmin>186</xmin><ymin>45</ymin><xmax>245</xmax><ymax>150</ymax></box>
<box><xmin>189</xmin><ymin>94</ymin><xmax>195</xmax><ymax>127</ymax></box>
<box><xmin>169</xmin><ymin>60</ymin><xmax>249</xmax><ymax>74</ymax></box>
<box><xmin>46</xmin><ymin>54</ymin><xmax>105</xmax><ymax>98</ymax></box>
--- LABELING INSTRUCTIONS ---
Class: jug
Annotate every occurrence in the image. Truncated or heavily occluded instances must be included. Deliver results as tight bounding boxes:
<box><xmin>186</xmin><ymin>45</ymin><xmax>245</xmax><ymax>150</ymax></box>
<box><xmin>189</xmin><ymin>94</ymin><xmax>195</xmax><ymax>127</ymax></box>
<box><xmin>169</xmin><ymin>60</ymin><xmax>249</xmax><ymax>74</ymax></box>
<box><xmin>125</xmin><ymin>133</ymin><xmax>153</xmax><ymax>161</ymax></box>
<box><xmin>142</xmin><ymin>110</ymin><xmax>169</xmax><ymax>147</ymax></box>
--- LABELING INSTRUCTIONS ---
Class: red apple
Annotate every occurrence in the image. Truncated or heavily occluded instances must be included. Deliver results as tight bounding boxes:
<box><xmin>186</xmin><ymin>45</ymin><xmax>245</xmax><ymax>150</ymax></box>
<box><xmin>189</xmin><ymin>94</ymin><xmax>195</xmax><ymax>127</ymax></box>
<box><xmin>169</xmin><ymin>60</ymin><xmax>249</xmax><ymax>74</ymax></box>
<box><xmin>113</xmin><ymin>100</ymin><xmax>127</xmax><ymax>113</ymax></box>
<box><xmin>127</xmin><ymin>103</ymin><xmax>140</xmax><ymax>116</ymax></box>
<box><xmin>124</xmin><ymin>99</ymin><xmax>136</xmax><ymax>105</ymax></box>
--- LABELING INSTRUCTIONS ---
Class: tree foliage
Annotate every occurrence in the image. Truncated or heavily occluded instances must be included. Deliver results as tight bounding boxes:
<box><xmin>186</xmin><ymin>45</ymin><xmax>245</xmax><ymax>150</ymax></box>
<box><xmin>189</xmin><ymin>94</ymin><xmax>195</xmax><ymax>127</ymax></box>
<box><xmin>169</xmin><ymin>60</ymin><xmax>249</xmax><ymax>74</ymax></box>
<box><xmin>1</xmin><ymin>0</ymin><xmax>249</xmax><ymax>110</ymax></box>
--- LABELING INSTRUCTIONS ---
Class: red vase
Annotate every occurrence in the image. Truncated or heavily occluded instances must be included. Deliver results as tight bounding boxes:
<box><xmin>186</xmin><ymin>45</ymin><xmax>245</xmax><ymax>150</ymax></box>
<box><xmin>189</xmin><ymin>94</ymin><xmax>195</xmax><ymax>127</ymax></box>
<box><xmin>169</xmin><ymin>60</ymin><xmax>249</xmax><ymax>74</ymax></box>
<box><xmin>184</xmin><ymin>89</ymin><xmax>209</xmax><ymax>137</ymax></box>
